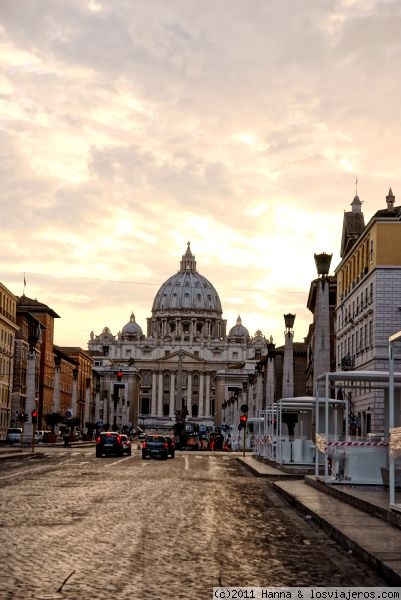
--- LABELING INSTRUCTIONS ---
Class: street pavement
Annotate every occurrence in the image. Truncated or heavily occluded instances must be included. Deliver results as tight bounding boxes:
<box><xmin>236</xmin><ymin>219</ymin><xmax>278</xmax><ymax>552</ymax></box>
<box><xmin>0</xmin><ymin>447</ymin><xmax>390</xmax><ymax>599</ymax></box>
<box><xmin>238</xmin><ymin>455</ymin><xmax>401</xmax><ymax>585</ymax></box>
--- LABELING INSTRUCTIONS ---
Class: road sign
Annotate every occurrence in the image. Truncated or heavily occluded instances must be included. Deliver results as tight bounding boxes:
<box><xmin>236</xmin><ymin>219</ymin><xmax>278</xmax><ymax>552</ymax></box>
<box><xmin>65</xmin><ymin>410</ymin><xmax>72</xmax><ymax>419</ymax></box>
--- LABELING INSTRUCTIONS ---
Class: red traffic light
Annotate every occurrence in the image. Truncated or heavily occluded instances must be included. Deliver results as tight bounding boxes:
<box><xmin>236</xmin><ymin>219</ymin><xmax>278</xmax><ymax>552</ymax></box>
<box><xmin>116</xmin><ymin>370</ymin><xmax>123</xmax><ymax>381</ymax></box>
<box><xmin>32</xmin><ymin>410</ymin><xmax>38</xmax><ymax>418</ymax></box>
<box><xmin>239</xmin><ymin>414</ymin><xmax>248</xmax><ymax>423</ymax></box>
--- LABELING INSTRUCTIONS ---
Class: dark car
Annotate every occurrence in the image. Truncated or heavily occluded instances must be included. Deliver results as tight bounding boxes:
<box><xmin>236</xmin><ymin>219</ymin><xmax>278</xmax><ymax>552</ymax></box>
<box><xmin>165</xmin><ymin>435</ymin><xmax>175</xmax><ymax>458</ymax></box>
<box><xmin>96</xmin><ymin>432</ymin><xmax>124</xmax><ymax>458</ymax></box>
<box><xmin>141</xmin><ymin>434</ymin><xmax>168</xmax><ymax>460</ymax></box>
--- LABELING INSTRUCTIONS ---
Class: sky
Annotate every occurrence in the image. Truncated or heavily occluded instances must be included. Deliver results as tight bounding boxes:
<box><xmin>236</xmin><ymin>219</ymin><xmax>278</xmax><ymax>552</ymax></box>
<box><xmin>1</xmin><ymin>0</ymin><xmax>401</xmax><ymax>349</ymax></box>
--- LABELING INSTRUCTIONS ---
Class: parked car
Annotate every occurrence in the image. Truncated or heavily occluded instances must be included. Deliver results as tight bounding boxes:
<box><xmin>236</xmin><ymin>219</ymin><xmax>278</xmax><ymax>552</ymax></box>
<box><xmin>165</xmin><ymin>435</ymin><xmax>175</xmax><ymax>458</ymax></box>
<box><xmin>96</xmin><ymin>432</ymin><xmax>124</xmax><ymax>457</ymax></box>
<box><xmin>6</xmin><ymin>428</ymin><xmax>22</xmax><ymax>444</ymax></box>
<box><xmin>36</xmin><ymin>430</ymin><xmax>51</xmax><ymax>443</ymax></box>
<box><xmin>119</xmin><ymin>434</ymin><xmax>132</xmax><ymax>455</ymax></box>
<box><xmin>141</xmin><ymin>434</ymin><xmax>168</xmax><ymax>459</ymax></box>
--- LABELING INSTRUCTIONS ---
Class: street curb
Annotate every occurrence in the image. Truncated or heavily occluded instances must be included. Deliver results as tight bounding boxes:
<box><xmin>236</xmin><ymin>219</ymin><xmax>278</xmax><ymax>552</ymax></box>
<box><xmin>236</xmin><ymin>457</ymin><xmax>305</xmax><ymax>480</ymax></box>
<box><xmin>272</xmin><ymin>480</ymin><xmax>401</xmax><ymax>586</ymax></box>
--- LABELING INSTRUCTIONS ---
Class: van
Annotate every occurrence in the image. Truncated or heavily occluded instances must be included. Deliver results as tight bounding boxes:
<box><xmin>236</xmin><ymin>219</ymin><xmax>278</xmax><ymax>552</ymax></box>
<box><xmin>6</xmin><ymin>428</ymin><xmax>22</xmax><ymax>444</ymax></box>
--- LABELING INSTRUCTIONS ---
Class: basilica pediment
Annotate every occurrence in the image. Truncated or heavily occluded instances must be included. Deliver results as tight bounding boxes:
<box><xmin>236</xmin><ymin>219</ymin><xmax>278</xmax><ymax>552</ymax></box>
<box><xmin>159</xmin><ymin>350</ymin><xmax>206</xmax><ymax>364</ymax></box>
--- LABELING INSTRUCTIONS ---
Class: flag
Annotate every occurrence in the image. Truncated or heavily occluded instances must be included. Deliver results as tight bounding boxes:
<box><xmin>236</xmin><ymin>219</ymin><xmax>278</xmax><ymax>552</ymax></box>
<box><xmin>23</xmin><ymin>273</ymin><xmax>26</xmax><ymax>287</ymax></box>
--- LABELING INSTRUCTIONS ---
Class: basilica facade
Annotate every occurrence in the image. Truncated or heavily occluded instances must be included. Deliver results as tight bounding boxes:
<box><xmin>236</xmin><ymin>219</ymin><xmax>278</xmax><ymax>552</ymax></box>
<box><xmin>88</xmin><ymin>243</ymin><xmax>267</xmax><ymax>431</ymax></box>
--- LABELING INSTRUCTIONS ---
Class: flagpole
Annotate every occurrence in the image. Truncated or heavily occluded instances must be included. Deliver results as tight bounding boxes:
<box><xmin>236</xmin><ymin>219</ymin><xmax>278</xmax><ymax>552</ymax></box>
<box><xmin>23</xmin><ymin>272</ymin><xmax>26</xmax><ymax>296</ymax></box>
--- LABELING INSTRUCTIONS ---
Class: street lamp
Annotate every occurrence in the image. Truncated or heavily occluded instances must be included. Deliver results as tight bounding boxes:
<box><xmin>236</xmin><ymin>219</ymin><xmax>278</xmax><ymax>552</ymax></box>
<box><xmin>314</xmin><ymin>252</ymin><xmax>332</xmax><ymax>277</ymax></box>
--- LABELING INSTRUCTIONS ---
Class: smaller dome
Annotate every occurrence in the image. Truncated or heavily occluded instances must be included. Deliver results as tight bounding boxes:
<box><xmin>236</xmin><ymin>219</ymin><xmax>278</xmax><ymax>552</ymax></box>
<box><xmin>228</xmin><ymin>315</ymin><xmax>250</xmax><ymax>339</ymax></box>
<box><xmin>122</xmin><ymin>313</ymin><xmax>143</xmax><ymax>336</ymax></box>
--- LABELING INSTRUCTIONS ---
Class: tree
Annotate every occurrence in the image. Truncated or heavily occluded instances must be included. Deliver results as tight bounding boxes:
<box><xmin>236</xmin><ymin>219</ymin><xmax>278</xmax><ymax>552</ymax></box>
<box><xmin>44</xmin><ymin>412</ymin><xmax>63</xmax><ymax>434</ymax></box>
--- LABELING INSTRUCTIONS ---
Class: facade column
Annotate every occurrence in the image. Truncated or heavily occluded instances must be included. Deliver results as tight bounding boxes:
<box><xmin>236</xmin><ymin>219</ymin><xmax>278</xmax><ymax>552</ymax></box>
<box><xmin>71</xmin><ymin>368</ymin><xmax>78</xmax><ymax>422</ymax></box>
<box><xmin>205</xmin><ymin>373</ymin><xmax>211</xmax><ymax>415</ymax></box>
<box><xmin>83</xmin><ymin>378</ymin><xmax>91</xmax><ymax>433</ymax></box>
<box><xmin>94</xmin><ymin>385</ymin><xmax>101</xmax><ymax>423</ymax></box>
<box><xmin>157</xmin><ymin>372</ymin><xmax>163</xmax><ymax>416</ymax></box>
<box><xmin>266</xmin><ymin>356</ymin><xmax>275</xmax><ymax>407</ymax></box>
<box><xmin>53</xmin><ymin>358</ymin><xmax>61</xmax><ymax>414</ymax></box>
<box><xmin>151</xmin><ymin>372</ymin><xmax>157</xmax><ymax>415</ymax></box>
<box><xmin>187</xmin><ymin>373</ymin><xmax>192</xmax><ymax>417</ymax></box>
<box><xmin>169</xmin><ymin>372</ymin><xmax>175</xmax><ymax>417</ymax></box>
<box><xmin>256</xmin><ymin>373</ymin><xmax>263</xmax><ymax>414</ymax></box>
<box><xmin>104</xmin><ymin>389</ymin><xmax>110</xmax><ymax>428</ymax></box>
<box><xmin>198</xmin><ymin>373</ymin><xmax>205</xmax><ymax>416</ymax></box>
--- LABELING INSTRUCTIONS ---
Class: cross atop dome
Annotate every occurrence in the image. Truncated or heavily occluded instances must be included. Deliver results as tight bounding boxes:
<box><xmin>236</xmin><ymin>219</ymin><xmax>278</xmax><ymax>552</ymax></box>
<box><xmin>180</xmin><ymin>241</ymin><xmax>197</xmax><ymax>272</ymax></box>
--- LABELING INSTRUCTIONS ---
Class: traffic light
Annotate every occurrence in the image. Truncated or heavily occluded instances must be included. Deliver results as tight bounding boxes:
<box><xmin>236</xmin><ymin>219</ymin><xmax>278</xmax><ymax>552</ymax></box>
<box><xmin>32</xmin><ymin>409</ymin><xmax>38</xmax><ymax>425</ymax></box>
<box><xmin>23</xmin><ymin>413</ymin><xmax>28</xmax><ymax>423</ymax></box>
<box><xmin>116</xmin><ymin>370</ymin><xmax>123</xmax><ymax>382</ymax></box>
<box><xmin>239</xmin><ymin>413</ymin><xmax>247</xmax><ymax>430</ymax></box>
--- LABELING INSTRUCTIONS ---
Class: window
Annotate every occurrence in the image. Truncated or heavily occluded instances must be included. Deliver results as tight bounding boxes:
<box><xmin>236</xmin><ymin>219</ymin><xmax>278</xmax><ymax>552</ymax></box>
<box><xmin>141</xmin><ymin>398</ymin><xmax>150</xmax><ymax>414</ymax></box>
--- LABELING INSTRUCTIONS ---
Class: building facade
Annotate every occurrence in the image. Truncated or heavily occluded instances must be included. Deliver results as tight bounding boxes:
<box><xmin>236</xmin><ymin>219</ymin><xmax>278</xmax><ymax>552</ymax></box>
<box><xmin>88</xmin><ymin>243</ymin><xmax>267</xmax><ymax>431</ymax></box>
<box><xmin>335</xmin><ymin>189</ymin><xmax>401</xmax><ymax>433</ymax></box>
<box><xmin>0</xmin><ymin>283</ymin><xmax>18</xmax><ymax>439</ymax></box>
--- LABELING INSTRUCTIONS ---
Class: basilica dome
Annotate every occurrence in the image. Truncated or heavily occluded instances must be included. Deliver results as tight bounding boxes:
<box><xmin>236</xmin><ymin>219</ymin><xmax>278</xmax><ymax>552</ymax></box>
<box><xmin>122</xmin><ymin>312</ymin><xmax>143</xmax><ymax>336</ymax></box>
<box><xmin>228</xmin><ymin>315</ymin><xmax>250</xmax><ymax>339</ymax></box>
<box><xmin>151</xmin><ymin>242</ymin><xmax>222</xmax><ymax>315</ymax></box>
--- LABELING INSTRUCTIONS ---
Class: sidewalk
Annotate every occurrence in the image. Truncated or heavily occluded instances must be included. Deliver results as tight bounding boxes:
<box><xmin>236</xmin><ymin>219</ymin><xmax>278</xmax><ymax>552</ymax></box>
<box><xmin>237</xmin><ymin>455</ymin><xmax>401</xmax><ymax>585</ymax></box>
<box><xmin>0</xmin><ymin>441</ymin><xmax>94</xmax><ymax>459</ymax></box>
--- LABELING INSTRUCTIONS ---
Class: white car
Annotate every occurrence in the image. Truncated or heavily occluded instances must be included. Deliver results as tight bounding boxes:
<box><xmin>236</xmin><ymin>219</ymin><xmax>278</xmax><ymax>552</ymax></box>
<box><xmin>119</xmin><ymin>434</ymin><xmax>132</xmax><ymax>455</ymax></box>
<box><xmin>36</xmin><ymin>430</ymin><xmax>51</xmax><ymax>442</ymax></box>
<box><xmin>6</xmin><ymin>428</ymin><xmax>41</xmax><ymax>445</ymax></box>
<box><xmin>6</xmin><ymin>428</ymin><xmax>22</xmax><ymax>444</ymax></box>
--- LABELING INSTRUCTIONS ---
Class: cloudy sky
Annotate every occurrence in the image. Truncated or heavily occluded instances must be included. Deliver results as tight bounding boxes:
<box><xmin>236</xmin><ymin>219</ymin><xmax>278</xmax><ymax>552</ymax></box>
<box><xmin>1</xmin><ymin>0</ymin><xmax>400</xmax><ymax>348</ymax></box>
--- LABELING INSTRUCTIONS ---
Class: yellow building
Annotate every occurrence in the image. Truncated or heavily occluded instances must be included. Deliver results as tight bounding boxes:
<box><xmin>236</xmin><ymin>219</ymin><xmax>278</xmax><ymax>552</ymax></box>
<box><xmin>335</xmin><ymin>189</ymin><xmax>401</xmax><ymax>433</ymax></box>
<box><xmin>0</xmin><ymin>283</ymin><xmax>18</xmax><ymax>439</ymax></box>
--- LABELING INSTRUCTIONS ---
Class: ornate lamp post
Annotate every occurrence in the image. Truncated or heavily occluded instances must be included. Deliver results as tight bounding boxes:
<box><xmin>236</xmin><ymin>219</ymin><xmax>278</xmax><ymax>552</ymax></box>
<box><xmin>283</xmin><ymin>314</ymin><xmax>295</xmax><ymax>398</ymax></box>
<box><xmin>314</xmin><ymin>252</ymin><xmax>332</xmax><ymax>277</ymax></box>
<box><xmin>25</xmin><ymin>319</ymin><xmax>41</xmax><ymax>446</ymax></box>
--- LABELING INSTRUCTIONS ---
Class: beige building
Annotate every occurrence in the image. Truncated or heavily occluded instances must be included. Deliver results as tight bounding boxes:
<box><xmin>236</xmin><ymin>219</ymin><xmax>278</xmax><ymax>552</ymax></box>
<box><xmin>88</xmin><ymin>243</ymin><xmax>267</xmax><ymax>431</ymax></box>
<box><xmin>335</xmin><ymin>189</ymin><xmax>401</xmax><ymax>433</ymax></box>
<box><xmin>0</xmin><ymin>283</ymin><xmax>18</xmax><ymax>439</ymax></box>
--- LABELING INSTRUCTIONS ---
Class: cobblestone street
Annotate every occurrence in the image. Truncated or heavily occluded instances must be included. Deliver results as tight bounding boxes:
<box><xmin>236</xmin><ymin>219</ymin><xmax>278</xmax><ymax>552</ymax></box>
<box><xmin>0</xmin><ymin>449</ymin><xmax>387</xmax><ymax>599</ymax></box>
